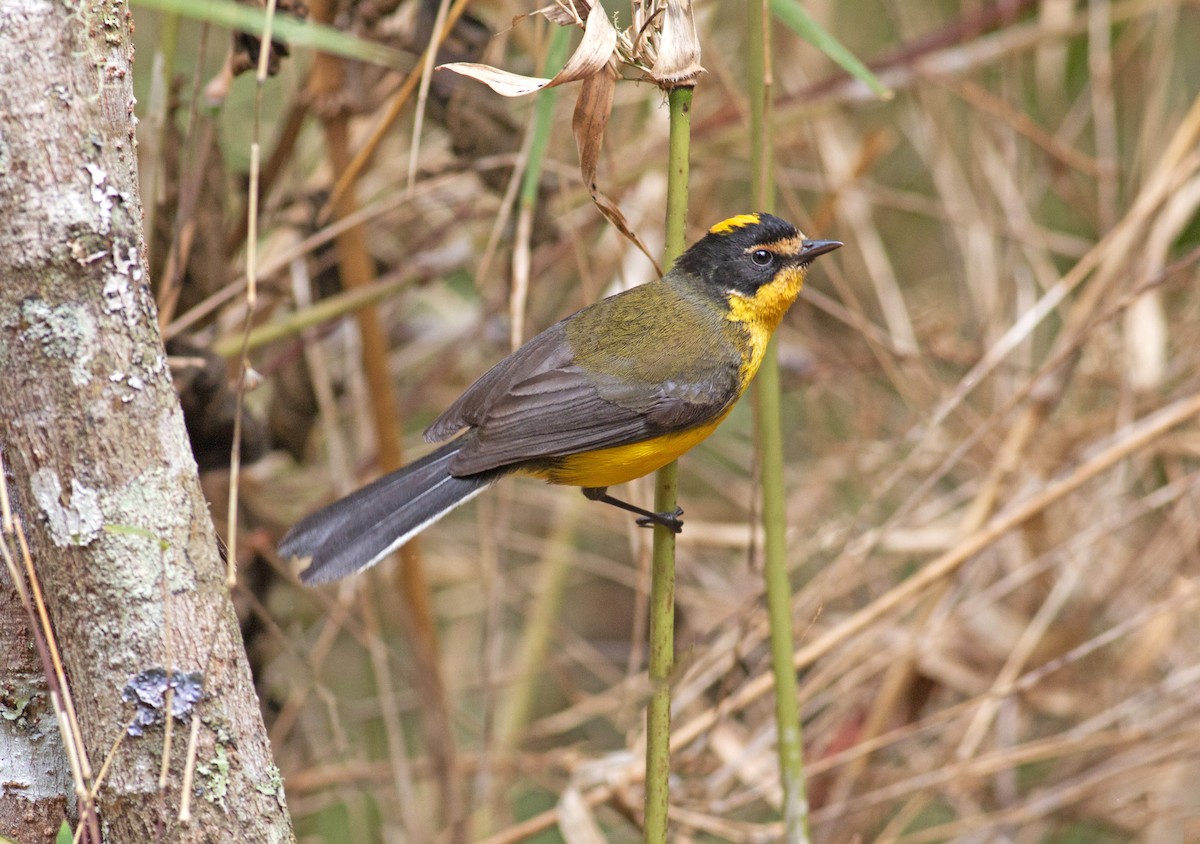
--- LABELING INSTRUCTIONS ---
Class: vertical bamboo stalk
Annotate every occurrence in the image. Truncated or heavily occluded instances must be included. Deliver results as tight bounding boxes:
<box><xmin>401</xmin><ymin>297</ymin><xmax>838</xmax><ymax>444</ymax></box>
<box><xmin>748</xmin><ymin>0</ymin><xmax>811</xmax><ymax>840</ymax></box>
<box><xmin>644</xmin><ymin>84</ymin><xmax>693</xmax><ymax>844</ymax></box>
<box><xmin>491</xmin><ymin>15</ymin><xmax>574</xmax><ymax>763</ymax></box>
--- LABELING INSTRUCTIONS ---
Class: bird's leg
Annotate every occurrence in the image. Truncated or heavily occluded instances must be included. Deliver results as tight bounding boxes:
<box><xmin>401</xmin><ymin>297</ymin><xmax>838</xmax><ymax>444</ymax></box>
<box><xmin>580</xmin><ymin>487</ymin><xmax>684</xmax><ymax>534</ymax></box>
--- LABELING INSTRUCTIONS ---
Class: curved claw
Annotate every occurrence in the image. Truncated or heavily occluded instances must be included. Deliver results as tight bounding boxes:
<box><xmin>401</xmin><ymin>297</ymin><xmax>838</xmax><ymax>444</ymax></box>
<box><xmin>636</xmin><ymin>506</ymin><xmax>684</xmax><ymax>534</ymax></box>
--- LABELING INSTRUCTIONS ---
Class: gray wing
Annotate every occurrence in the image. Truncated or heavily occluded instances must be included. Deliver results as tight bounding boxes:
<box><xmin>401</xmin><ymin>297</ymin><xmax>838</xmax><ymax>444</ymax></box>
<box><xmin>424</xmin><ymin>322</ymin><xmax>575</xmax><ymax>442</ymax></box>
<box><xmin>424</xmin><ymin>321</ymin><xmax>739</xmax><ymax>477</ymax></box>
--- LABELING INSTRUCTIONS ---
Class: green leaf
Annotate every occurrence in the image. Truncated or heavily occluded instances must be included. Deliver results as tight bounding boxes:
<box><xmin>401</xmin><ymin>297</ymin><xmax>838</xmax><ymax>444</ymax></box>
<box><xmin>56</xmin><ymin>821</ymin><xmax>74</xmax><ymax>844</ymax></box>
<box><xmin>130</xmin><ymin>0</ymin><xmax>410</xmax><ymax>70</ymax></box>
<box><xmin>769</xmin><ymin>0</ymin><xmax>891</xmax><ymax>99</ymax></box>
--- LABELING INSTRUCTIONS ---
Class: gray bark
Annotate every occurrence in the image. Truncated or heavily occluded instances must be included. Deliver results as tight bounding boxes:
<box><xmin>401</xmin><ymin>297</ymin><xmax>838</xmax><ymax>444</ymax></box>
<box><xmin>0</xmin><ymin>583</ymin><xmax>74</xmax><ymax>842</ymax></box>
<box><xmin>0</xmin><ymin>2</ymin><xmax>294</xmax><ymax>841</ymax></box>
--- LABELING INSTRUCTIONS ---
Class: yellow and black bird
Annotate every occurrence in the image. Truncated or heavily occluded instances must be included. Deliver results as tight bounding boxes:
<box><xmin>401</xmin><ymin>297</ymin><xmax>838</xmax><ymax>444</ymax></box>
<box><xmin>280</xmin><ymin>213</ymin><xmax>840</xmax><ymax>583</ymax></box>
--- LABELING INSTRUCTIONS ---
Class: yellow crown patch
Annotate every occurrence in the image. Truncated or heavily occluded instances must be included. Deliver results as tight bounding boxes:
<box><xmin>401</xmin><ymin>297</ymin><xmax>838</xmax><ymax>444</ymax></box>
<box><xmin>709</xmin><ymin>213</ymin><xmax>761</xmax><ymax>235</ymax></box>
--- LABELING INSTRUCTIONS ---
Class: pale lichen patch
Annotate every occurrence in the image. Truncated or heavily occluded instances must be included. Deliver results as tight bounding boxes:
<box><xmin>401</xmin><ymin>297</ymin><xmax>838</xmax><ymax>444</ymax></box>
<box><xmin>196</xmin><ymin>743</ymin><xmax>230</xmax><ymax>810</ymax></box>
<box><xmin>30</xmin><ymin>468</ymin><xmax>103</xmax><ymax>547</ymax></box>
<box><xmin>102</xmin><ymin>243</ymin><xmax>142</xmax><ymax>317</ymax></box>
<box><xmin>19</xmin><ymin>298</ymin><xmax>98</xmax><ymax>386</ymax></box>
<box><xmin>105</xmin><ymin>466</ymin><xmax>198</xmax><ymax>594</ymax></box>
<box><xmin>82</xmin><ymin>161</ymin><xmax>130</xmax><ymax>235</ymax></box>
<box><xmin>84</xmin><ymin>162</ymin><xmax>113</xmax><ymax>233</ymax></box>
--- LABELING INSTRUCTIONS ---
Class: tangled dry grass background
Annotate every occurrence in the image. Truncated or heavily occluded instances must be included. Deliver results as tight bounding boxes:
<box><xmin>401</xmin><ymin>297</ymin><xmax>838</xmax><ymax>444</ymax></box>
<box><xmin>140</xmin><ymin>0</ymin><xmax>1200</xmax><ymax>840</ymax></box>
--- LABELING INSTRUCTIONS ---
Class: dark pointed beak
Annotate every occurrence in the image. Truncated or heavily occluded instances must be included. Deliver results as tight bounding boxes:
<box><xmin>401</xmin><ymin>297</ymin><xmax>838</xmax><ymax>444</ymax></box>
<box><xmin>800</xmin><ymin>239</ymin><xmax>843</xmax><ymax>261</ymax></box>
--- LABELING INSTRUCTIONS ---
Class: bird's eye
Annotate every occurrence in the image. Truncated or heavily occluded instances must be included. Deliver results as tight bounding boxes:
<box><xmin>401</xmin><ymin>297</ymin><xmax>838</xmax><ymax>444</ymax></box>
<box><xmin>751</xmin><ymin>249</ymin><xmax>773</xmax><ymax>266</ymax></box>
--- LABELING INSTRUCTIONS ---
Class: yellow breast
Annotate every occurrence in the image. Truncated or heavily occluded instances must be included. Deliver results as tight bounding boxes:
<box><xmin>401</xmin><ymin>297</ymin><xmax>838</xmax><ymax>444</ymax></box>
<box><xmin>525</xmin><ymin>410</ymin><xmax>731</xmax><ymax>488</ymax></box>
<box><xmin>726</xmin><ymin>264</ymin><xmax>806</xmax><ymax>380</ymax></box>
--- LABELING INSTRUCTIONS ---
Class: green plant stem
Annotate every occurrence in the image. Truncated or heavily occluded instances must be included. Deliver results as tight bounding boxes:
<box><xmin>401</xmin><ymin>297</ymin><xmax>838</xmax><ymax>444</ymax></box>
<box><xmin>748</xmin><ymin>0</ymin><xmax>771</xmax><ymax>214</ymax></box>
<box><xmin>520</xmin><ymin>27</ymin><xmax>571</xmax><ymax>207</ymax></box>
<box><xmin>644</xmin><ymin>84</ymin><xmax>693</xmax><ymax>844</ymax></box>
<box><xmin>757</xmin><ymin>343</ymin><xmax>812</xmax><ymax>842</ymax></box>
<box><xmin>748</xmin><ymin>1</ymin><xmax>811</xmax><ymax>841</ymax></box>
<box><xmin>492</xmin><ymin>25</ymin><xmax>575</xmax><ymax>753</ymax></box>
<box><xmin>472</xmin><ymin>30</ymin><xmax>577</xmax><ymax>838</ymax></box>
<box><xmin>662</xmin><ymin>90</ymin><xmax>692</xmax><ymax>262</ymax></box>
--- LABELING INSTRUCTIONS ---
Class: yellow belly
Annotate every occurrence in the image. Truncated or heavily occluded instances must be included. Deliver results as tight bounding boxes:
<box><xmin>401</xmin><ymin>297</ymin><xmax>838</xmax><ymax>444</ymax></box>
<box><xmin>524</xmin><ymin>411</ymin><xmax>730</xmax><ymax>487</ymax></box>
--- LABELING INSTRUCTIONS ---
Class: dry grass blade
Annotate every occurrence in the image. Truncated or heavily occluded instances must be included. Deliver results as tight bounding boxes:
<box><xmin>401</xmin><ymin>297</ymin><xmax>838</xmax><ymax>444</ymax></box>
<box><xmin>670</xmin><ymin>389</ymin><xmax>1200</xmax><ymax>752</ymax></box>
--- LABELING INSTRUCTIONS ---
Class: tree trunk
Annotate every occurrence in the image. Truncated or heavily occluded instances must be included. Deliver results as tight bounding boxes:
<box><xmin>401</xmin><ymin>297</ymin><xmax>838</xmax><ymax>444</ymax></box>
<box><xmin>0</xmin><ymin>2</ymin><xmax>294</xmax><ymax>841</ymax></box>
<box><xmin>0</xmin><ymin>584</ymin><xmax>73</xmax><ymax>842</ymax></box>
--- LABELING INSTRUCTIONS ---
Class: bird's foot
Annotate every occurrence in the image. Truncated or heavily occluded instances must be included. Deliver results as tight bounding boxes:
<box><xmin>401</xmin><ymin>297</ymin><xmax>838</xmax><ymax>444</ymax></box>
<box><xmin>636</xmin><ymin>506</ymin><xmax>684</xmax><ymax>534</ymax></box>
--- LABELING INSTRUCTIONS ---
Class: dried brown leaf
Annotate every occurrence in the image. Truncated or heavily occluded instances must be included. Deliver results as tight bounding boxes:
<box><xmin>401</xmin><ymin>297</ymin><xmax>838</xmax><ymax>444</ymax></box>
<box><xmin>435</xmin><ymin>62</ymin><xmax>551</xmax><ymax>97</ymax></box>
<box><xmin>537</xmin><ymin>0</ymin><xmax>590</xmax><ymax>27</ymax></box>
<box><xmin>572</xmin><ymin>64</ymin><xmax>616</xmax><ymax>192</ymax></box>
<box><xmin>649</xmin><ymin>0</ymin><xmax>703</xmax><ymax>86</ymax></box>
<box><xmin>568</xmin><ymin>65</ymin><xmax>658</xmax><ymax>269</ymax></box>
<box><xmin>439</xmin><ymin>2</ymin><xmax>617</xmax><ymax>97</ymax></box>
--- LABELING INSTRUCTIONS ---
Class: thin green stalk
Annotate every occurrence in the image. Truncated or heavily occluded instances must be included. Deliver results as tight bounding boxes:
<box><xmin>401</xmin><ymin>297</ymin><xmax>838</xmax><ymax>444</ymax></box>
<box><xmin>509</xmin><ymin>25</ymin><xmax>571</xmax><ymax>349</ymax></box>
<box><xmin>662</xmin><ymin>90</ymin><xmax>692</xmax><ymax>263</ymax></box>
<box><xmin>492</xmin><ymin>23</ymin><xmax>573</xmax><ymax>751</ymax></box>
<box><xmin>748</xmin><ymin>1</ymin><xmax>811</xmax><ymax>841</ymax></box>
<box><xmin>644</xmin><ymin>85</ymin><xmax>693</xmax><ymax>844</ymax></box>
<box><xmin>520</xmin><ymin>27</ymin><xmax>571</xmax><ymax>207</ymax></box>
<box><xmin>748</xmin><ymin>0</ymin><xmax>771</xmax><ymax>215</ymax></box>
<box><xmin>757</xmin><ymin>346</ymin><xmax>812</xmax><ymax>842</ymax></box>
<box><xmin>480</xmin><ymin>28</ymin><xmax>575</xmax><ymax>836</ymax></box>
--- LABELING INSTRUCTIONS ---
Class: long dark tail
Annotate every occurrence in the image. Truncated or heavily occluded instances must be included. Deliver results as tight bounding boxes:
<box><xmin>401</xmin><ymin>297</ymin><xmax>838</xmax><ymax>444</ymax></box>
<box><xmin>279</xmin><ymin>439</ymin><xmax>497</xmax><ymax>584</ymax></box>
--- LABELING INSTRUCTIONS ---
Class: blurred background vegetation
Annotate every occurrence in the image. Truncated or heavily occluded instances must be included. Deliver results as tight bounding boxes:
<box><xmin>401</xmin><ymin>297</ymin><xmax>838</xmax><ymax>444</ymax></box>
<box><xmin>134</xmin><ymin>0</ymin><xmax>1200</xmax><ymax>840</ymax></box>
